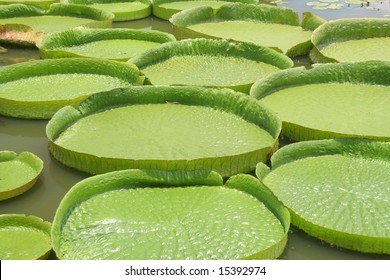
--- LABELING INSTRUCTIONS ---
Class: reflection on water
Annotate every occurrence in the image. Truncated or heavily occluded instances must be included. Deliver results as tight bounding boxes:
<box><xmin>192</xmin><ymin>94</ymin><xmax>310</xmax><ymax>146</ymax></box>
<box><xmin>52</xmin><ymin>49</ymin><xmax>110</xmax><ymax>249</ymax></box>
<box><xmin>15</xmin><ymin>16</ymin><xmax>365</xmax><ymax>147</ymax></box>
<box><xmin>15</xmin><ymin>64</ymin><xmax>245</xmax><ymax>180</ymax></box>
<box><xmin>0</xmin><ymin>46</ymin><xmax>40</xmax><ymax>66</ymax></box>
<box><xmin>113</xmin><ymin>15</ymin><xmax>173</xmax><ymax>33</ymax></box>
<box><xmin>0</xmin><ymin>4</ymin><xmax>388</xmax><ymax>260</ymax></box>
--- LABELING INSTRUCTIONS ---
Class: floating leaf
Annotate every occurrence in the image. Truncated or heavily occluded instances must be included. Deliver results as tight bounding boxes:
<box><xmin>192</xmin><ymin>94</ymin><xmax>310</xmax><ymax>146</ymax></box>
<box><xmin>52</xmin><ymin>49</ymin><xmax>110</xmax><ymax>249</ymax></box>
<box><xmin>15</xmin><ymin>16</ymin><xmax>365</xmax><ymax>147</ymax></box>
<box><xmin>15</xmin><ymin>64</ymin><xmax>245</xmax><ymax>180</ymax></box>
<box><xmin>129</xmin><ymin>38</ymin><xmax>293</xmax><ymax>93</ymax></box>
<box><xmin>257</xmin><ymin>139</ymin><xmax>390</xmax><ymax>254</ymax></box>
<box><xmin>306</xmin><ymin>1</ymin><xmax>321</xmax><ymax>6</ymax></box>
<box><xmin>152</xmin><ymin>0</ymin><xmax>258</xmax><ymax>20</ymax></box>
<box><xmin>61</xmin><ymin>0</ymin><xmax>152</xmax><ymax>22</ymax></box>
<box><xmin>0</xmin><ymin>214</ymin><xmax>52</xmax><ymax>259</ymax></box>
<box><xmin>38</xmin><ymin>28</ymin><xmax>176</xmax><ymax>61</ymax></box>
<box><xmin>0</xmin><ymin>151</ymin><xmax>43</xmax><ymax>200</ymax></box>
<box><xmin>171</xmin><ymin>3</ymin><xmax>319</xmax><ymax>57</ymax></box>
<box><xmin>47</xmin><ymin>86</ymin><xmax>281</xmax><ymax>177</ymax></box>
<box><xmin>0</xmin><ymin>58</ymin><xmax>142</xmax><ymax>119</ymax></box>
<box><xmin>328</xmin><ymin>3</ymin><xmax>343</xmax><ymax>9</ymax></box>
<box><xmin>52</xmin><ymin>169</ymin><xmax>290</xmax><ymax>259</ymax></box>
<box><xmin>345</xmin><ymin>0</ymin><xmax>366</xmax><ymax>4</ymax></box>
<box><xmin>250</xmin><ymin>61</ymin><xmax>390</xmax><ymax>142</ymax></box>
<box><xmin>311</xmin><ymin>18</ymin><xmax>390</xmax><ymax>63</ymax></box>
<box><xmin>0</xmin><ymin>0</ymin><xmax>55</xmax><ymax>9</ymax></box>
<box><xmin>0</xmin><ymin>3</ymin><xmax>114</xmax><ymax>45</ymax></box>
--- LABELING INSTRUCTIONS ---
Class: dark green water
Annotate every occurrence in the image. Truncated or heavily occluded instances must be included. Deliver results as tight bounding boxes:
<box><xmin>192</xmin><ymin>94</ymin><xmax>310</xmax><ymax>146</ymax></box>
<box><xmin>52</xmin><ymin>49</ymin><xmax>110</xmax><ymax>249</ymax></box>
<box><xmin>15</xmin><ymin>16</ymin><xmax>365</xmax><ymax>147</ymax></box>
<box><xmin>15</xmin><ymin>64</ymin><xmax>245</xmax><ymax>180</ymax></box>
<box><xmin>0</xmin><ymin>1</ymin><xmax>389</xmax><ymax>259</ymax></box>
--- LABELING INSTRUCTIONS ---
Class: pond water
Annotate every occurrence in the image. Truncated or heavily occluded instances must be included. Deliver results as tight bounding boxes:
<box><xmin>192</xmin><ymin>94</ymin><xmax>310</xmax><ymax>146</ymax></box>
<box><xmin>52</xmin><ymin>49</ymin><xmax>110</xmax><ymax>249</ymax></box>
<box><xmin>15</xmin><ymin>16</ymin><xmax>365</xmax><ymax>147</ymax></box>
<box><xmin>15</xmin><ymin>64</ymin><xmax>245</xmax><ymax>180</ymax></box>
<box><xmin>0</xmin><ymin>0</ymin><xmax>389</xmax><ymax>260</ymax></box>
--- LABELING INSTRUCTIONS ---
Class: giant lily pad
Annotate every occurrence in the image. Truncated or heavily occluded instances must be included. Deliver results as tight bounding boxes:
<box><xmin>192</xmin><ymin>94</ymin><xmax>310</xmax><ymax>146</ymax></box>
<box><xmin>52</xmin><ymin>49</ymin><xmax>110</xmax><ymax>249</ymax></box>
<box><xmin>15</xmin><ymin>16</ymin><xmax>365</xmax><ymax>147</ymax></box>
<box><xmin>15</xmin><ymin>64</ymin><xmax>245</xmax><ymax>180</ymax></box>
<box><xmin>256</xmin><ymin>139</ymin><xmax>390</xmax><ymax>254</ymax></box>
<box><xmin>61</xmin><ymin>0</ymin><xmax>151</xmax><ymax>22</ymax></box>
<box><xmin>47</xmin><ymin>86</ymin><xmax>281</xmax><ymax>177</ymax></box>
<box><xmin>0</xmin><ymin>151</ymin><xmax>43</xmax><ymax>200</ymax></box>
<box><xmin>0</xmin><ymin>0</ymin><xmax>55</xmax><ymax>9</ymax></box>
<box><xmin>170</xmin><ymin>3</ymin><xmax>325</xmax><ymax>57</ymax></box>
<box><xmin>152</xmin><ymin>0</ymin><xmax>258</xmax><ymax>20</ymax></box>
<box><xmin>0</xmin><ymin>3</ymin><xmax>114</xmax><ymax>45</ymax></box>
<box><xmin>250</xmin><ymin>61</ymin><xmax>390</xmax><ymax>142</ymax></box>
<box><xmin>0</xmin><ymin>214</ymin><xmax>52</xmax><ymax>259</ymax></box>
<box><xmin>38</xmin><ymin>28</ymin><xmax>176</xmax><ymax>60</ymax></box>
<box><xmin>311</xmin><ymin>18</ymin><xmax>390</xmax><ymax>63</ymax></box>
<box><xmin>51</xmin><ymin>169</ymin><xmax>290</xmax><ymax>259</ymax></box>
<box><xmin>128</xmin><ymin>38</ymin><xmax>293</xmax><ymax>93</ymax></box>
<box><xmin>0</xmin><ymin>58</ymin><xmax>142</xmax><ymax>119</ymax></box>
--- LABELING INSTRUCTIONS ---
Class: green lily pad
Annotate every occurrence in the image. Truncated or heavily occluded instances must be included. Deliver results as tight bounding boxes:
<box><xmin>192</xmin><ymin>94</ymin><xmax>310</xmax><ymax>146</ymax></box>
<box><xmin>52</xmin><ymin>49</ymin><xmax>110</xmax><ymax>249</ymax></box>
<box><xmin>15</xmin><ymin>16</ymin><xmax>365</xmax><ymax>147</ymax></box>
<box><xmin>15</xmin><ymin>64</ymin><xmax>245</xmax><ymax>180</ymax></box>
<box><xmin>0</xmin><ymin>0</ymin><xmax>55</xmax><ymax>9</ymax></box>
<box><xmin>0</xmin><ymin>151</ymin><xmax>43</xmax><ymax>200</ymax></box>
<box><xmin>128</xmin><ymin>38</ymin><xmax>293</xmax><ymax>93</ymax></box>
<box><xmin>311</xmin><ymin>18</ymin><xmax>390</xmax><ymax>63</ymax></box>
<box><xmin>346</xmin><ymin>0</ymin><xmax>365</xmax><ymax>4</ymax></box>
<box><xmin>170</xmin><ymin>3</ymin><xmax>325</xmax><ymax>57</ymax></box>
<box><xmin>61</xmin><ymin>0</ymin><xmax>152</xmax><ymax>22</ymax></box>
<box><xmin>51</xmin><ymin>169</ymin><xmax>289</xmax><ymax>259</ymax></box>
<box><xmin>256</xmin><ymin>139</ymin><xmax>390</xmax><ymax>254</ymax></box>
<box><xmin>38</xmin><ymin>28</ymin><xmax>176</xmax><ymax>60</ymax></box>
<box><xmin>152</xmin><ymin>0</ymin><xmax>257</xmax><ymax>20</ymax></box>
<box><xmin>0</xmin><ymin>214</ymin><xmax>52</xmax><ymax>259</ymax></box>
<box><xmin>0</xmin><ymin>4</ymin><xmax>114</xmax><ymax>45</ymax></box>
<box><xmin>250</xmin><ymin>61</ymin><xmax>390</xmax><ymax>142</ymax></box>
<box><xmin>0</xmin><ymin>58</ymin><xmax>142</xmax><ymax>119</ymax></box>
<box><xmin>47</xmin><ymin>86</ymin><xmax>281</xmax><ymax>177</ymax></box>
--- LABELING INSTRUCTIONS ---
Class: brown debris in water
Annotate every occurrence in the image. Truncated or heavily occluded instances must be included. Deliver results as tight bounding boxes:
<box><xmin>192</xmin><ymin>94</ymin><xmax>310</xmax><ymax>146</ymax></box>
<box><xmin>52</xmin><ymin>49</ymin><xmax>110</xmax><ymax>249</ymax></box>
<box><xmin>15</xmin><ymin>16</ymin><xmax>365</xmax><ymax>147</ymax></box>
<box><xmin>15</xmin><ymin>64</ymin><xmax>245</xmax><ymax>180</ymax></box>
<box><xmin>0</xmin><ymin>24</ymin><xmax>44</xmax><ymax>47</ymax></box>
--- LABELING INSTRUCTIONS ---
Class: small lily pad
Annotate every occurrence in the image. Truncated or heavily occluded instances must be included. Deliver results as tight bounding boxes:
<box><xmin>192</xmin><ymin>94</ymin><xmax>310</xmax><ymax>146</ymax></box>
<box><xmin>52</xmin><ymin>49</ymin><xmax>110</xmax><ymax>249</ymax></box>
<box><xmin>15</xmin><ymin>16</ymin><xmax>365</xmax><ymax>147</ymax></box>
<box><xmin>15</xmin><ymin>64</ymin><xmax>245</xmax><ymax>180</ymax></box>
<box><xmin>327</xmin><ymin>3</ymin><xmax>343</xmax><ymax>9</ymax></box>
<box><xmin>38</xmin><ymin>28</ymin><xmax>176</xmax><ymax>60</ymax></box>
<box><xmin>61</xmin><ymin>0</ymin><xmax>152</xmax><ymax>22</ymax></box>
<box><xmin>170</xmin><ymin>3</ymin><xmax>325</xmax><ymax>57</ymax></box>
<box><xmin>256</xmin><ymin>139</ymin><xmax>390</xmax><ymax>254</ymax></box>
<box><xmin>52</xmin><ymin>169</ymin><xmax>290</xmax><ymax>259</ymax></box>
<box><xmin>0</xmin><ymin>214</ymin><xmax>52</xmax><ymax>259</ymax></box>
<box><xmin>306</xmin><ymin>1</ymin><xmax>321</xmax><ymax>6</ymax></box>
<box><xmin>0</xmin><ymin>58</ymin><xmax>142</xmax><ymax>119</ymax></box>
<box><xmin>346</xmin><ymin>0</ymin><xmax>365</xmax><ymax>4</ymax></box>
<box><xmin>47</xmin><ymin>86</ymin><xmax>281</xmax><ymax>177</ymax></box>
<box><xmin>250</xmin><ymin>61</ymin><xmax>390</xmax><ymax>142</ymax></box>
<box><xmin>0</xmin><ymin>151</ymin><xmax>43</xmax><ymax>201</ymax></box>
<box><xmin>128</xmin><ymin>38</ymin><xmax>293</xmax><ymax>93</ymax></box>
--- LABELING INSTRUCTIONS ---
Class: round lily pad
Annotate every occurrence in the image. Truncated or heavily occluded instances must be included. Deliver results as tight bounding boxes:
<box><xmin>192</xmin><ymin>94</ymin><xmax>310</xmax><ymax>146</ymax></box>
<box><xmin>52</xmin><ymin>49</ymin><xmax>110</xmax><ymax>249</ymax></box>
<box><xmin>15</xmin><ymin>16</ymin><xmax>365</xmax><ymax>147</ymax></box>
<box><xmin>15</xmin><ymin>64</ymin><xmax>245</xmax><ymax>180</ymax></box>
<box><xmin>0</xmin><ymin>58</ymin><xmax>143</xmax><ymax>119</ymax></box>
<box><xmin>38</xmin><ymin>28</ymin><xmax>176</xmax><ymax>61</ymax></box>
<box><xmin>170</xmin><ymin>3</ymin><xmax>325</xmax><ymax>57</ymax></box>
<box><xmin>310</xmin><ymin>18</ymin><xmax>390</xmax><ymax>63</ymax></box>
<box><xmin>128</xmin><ymin>38</ymin><xmax>293</xmax><ymax>93</ymax></box>
<box><xmin>61</xmin><ymin>0</ymin><xmax>152</xmax><ymax>22</ymax></box>
<box><xmin>256</xmin><ymin>139</ymin><xmax>390</xmax><ymax>254</ymax></box>
<box><xmin>152</xmin><ymin>0</ymin><xmax>257</xmax><ymax>20</ymax></box>
<box><xmin>0</xmin><ymin>0</ymin><xmax>55</xmax><ymax>9</ymax></box>
<box><xmin>250</xmin><ymin>61</ymin><xmax>390</xmax><ymax>142</ymax></box>
<box><xmin>0</xmin><ymin>3</ymin><xmax>114</xmax><ymax>45</ymax></box>
<box><xmin>47</xmin><ymin>86</ymin><xmax>281</xmax><ymax>177</ymax></box>
<box><xmin>0</xmin><ymin>214</ymin><xmax>51</xmax><ymax>259</ymax></box>
<box><xmin>52</xmin><ymin>169</ymin><xmax>290</xmax><ymax>259</ymax></box>
<box><xmin>0</xmin><ymin>151</ymin><xmax>43</xmax><ymax>201</ymax></box>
